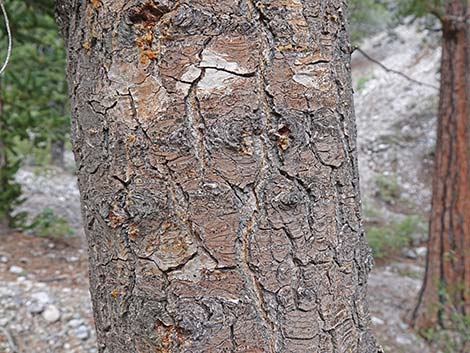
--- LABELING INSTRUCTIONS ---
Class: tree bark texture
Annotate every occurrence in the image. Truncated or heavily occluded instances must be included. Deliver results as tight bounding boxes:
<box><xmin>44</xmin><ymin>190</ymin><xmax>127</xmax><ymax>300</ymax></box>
<box><xmin>57</xmin><ymin>0</ymin><xmax>380</xmax><ymax>352</ymax></box>
<box><xmin>413</xmin><ymin>0</ymin><xmax>470</xmax><ymax>331</ymax></box>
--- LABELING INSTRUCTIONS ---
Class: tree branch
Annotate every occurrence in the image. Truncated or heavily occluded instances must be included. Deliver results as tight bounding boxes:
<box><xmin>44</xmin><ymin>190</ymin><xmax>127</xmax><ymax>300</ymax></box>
<box><xmin>352</xmin><ymin>46</ymin><xmax>439</xmax><ymax>91</ymax></box>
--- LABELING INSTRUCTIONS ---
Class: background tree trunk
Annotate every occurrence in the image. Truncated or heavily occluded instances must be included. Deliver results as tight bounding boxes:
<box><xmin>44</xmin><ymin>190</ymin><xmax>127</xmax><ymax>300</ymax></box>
<box><xmin>0</xmin><ymin>85</ymin><xmax>8</xmax><ymax>230</ymax></box>
<box><xmin>0</xmin><ymin>79</ymin><xmax>12</xmax><ymax>230</ymax></box>
<box><xmin>57</xmin><ymin>0</ymin><xmax>380</xmax><ymax>352</ymax></box>
<box><xmin>50</xmin><ymin>138</ymin><xmax>65</xmax><ymax>168</ymax></box>
<box><xmin>412</xmin><ymin>0</ymin><xmax>470</xmax><ymax>331</ymax></box>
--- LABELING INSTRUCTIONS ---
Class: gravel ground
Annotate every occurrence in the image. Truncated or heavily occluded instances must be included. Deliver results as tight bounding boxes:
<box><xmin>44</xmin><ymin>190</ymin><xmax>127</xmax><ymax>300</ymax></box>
<box><xmin>0</xmin><ymin>233</ymin><xmax>95</xmax><ymax>353</ymax></box>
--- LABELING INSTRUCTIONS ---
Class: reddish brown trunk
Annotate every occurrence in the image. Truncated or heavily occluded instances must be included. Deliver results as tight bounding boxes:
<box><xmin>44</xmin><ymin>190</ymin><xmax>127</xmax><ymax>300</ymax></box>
<box><xmin>413</xmin><ymin>0</ymin><xmax>470</xmax><ymax>330</ymax></box>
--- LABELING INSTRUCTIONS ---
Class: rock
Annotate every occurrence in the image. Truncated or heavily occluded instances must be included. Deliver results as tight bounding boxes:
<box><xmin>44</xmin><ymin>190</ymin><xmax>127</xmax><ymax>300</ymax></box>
<box><xmin>371</xmin><ymin>316</ymin><xmax>385</xmax><ymax>325</ymax></box>
<box><xmin>9</xmin><ymin>265</ymin><xmax>25</xmax><ymax>275</ymax></box>
<box><xmin>42</xmin><ymin>305</ymin><xmax>61</xmax><ymax>323</ymax></box>
<box><xmin>402</xmin><ymin>248</ymin><xmax>418</xmax><ymax>260</ymax></box>
<box><xmin>68</xmin><ymin>318</ymin><xmax>84</xmax><ymax>328</ymax></box>
<box><xmin>410</xmin><ymin>232</ymin><xmax>427</xmax><ymax>246</ymax></box>
<box><xmin>396</xmin><ymin>334</ymin><xmax>413</xmax><ymax>345</ymax></box>
<box><xmin>0</xmin><ymin>255</ymin><xmax>8</xmax><ymax>263</ymax></box>
<box><xmin>398</xmin><ymin>321</ymin><xmax>409</xmax><ymax>330</ymax></box>
<box><xmin>31</xmin><ymin>291</ymin><xmax>51</xmax><ymax>304</ymax></box>
<box><xmin>27</xmin><ymin>301</ymin><xmax>45</xmax><ymax>315</ymax></box>
<box><xmin>75</xmin><ymin>325</ymin><xmax>90</xmax><ymax>341</ymax></box>
<box><xmin>67</xmin><ymin>256</ymin><xmax>79</xmax><ymax>263</ymax></box>
<box><xmin>415</xmin><ymin>247</ymin><xmax>427</xmax><ymax>258</ymax></box>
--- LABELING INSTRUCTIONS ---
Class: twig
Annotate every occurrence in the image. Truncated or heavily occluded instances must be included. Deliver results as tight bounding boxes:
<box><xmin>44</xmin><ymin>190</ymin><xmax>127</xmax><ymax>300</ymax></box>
<box><xmin>352</xmin><ymin>46</ymin><xmax>439</xmax><ymax>90</ymax></box>
<box><xmin>39</xmin><ymin>277</ymin><xmax>67</xmax><ymax>283</ymax></box>
<box><xmin>0</xmin><ymin>0</ymin><xmax>12</xmax><ymax>75</ymax></box>
<box><xmin>0</xmin><ymin>327</ymin><xmax>19</xmax><ymax>353</ymax></box>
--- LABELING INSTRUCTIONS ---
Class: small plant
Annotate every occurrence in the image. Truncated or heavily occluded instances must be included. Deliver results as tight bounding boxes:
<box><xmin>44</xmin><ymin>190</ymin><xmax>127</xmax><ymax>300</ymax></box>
<box><xmin>367</xmin><ymin>224</ymin><xmax>406</xmax><ymax>259</ymax></box>
<box><xmin>374</xmin><ymin>173</ymin><xmax>401</xmax><ymax>204</ymax></box>
<box><xmin>362</xmin><ymin>201</ymin><xmax>382</xmax><ymax>221</ymax></box>
<box><xmin>355</xmin><ymin>75</ymin><xmax>373</xmax><ymax>92</ymax></box>
<box><xmin>13</xmin><ymin>136</ymin><xmax>53</xmax><ymax>167</ymax></box>
<box><xmin>0</xmin><ymin>157</ymin><xmax>25</xmax><ymax>227</ymax></box>
<box><xmin>26</xmin><ymin>208</ymin><xmax>74</xmax><ymax>238</ymax></box>
<box><xmin>366</xmin><ymin>215</ymin><xmax>425</xmax><ymax>259</ymax></box>
<box><xmin>419</xmin><ymin>292</ymin><xmax>470</xmax><ymax>353</ymax></box>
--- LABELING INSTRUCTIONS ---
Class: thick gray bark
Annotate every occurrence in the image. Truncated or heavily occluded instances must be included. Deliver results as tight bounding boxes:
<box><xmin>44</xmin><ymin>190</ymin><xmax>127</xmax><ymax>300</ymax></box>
<box><xmin>57</xmin><ymin>0</ymin><xmax>381</xmax><ymax>352</ymax></box>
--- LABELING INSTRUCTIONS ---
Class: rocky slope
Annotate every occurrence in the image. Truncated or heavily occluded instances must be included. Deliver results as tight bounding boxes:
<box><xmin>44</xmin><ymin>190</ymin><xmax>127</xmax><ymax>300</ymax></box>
<box><xmin>353</xmin><ymin>23</ymin><xmax>440</xmax><ymax>216</ymax></box>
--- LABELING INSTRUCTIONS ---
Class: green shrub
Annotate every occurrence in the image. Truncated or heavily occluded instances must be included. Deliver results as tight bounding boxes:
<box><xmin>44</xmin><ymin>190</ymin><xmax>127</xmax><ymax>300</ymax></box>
<box><xmin>363</xmin><ymin>201</ymin><xmax>382</xmax><ymax>221</ymax></box>
<box><xmin>26</xmin><ymin>208</ymin><xmax>74</xmax><ymax>238</ymax></box>
<box><xmin>355</xmin><ymin>75</ymin><xmax>374</xmax><ymax>92</ymax></box>
<box><xmin>366</xmin><ymin>215</ymin><xmax>425</xmax><ymax>259</ymax></box>
<box><xmin>348</xmin><ymin>0</ymin><xmax>390</xmax><ymax>43</ymax></box>
<box><xmin>374</xmin><ymin>174</ymin><xmax>401</xmax><ymax>204</ymax></box>
<box><xmin>13</xmin><ymin>137</ymin><xmax>52</xmax><ymax>167</ymax></box>
<box><xmin>420</xmin><ymin>299</ymin><xmax>470</xmax><ymax>353</ymax></box>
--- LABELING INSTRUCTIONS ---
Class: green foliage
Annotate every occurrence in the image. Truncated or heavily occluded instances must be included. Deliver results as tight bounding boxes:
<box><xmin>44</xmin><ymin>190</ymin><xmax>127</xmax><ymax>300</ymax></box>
<box><xmin>348</xmin><ymin>0</ymin><xmax>445</xmax><ymax>43</ymax></box>
<box><xmin>374</xmin><ymin>173</ymin><xmax>401</xmax><ymax>204</ymax></box>
<box><xmin>0</xmin><ymin>0</ymin><xmax>68</xmax><ymax>226</ymax></box>
<box><xmin>366</xmin><ymin>215</ymin><xmax>425</xmax><ymax>259</ymax></box>
<box><xmin>2</xmin><ymin>0</ymin><xmax>69</xmax><ymax>144</ymax></box>
<box><xmin>0</xmin><ymin>157</ymin><xmax>23</xmax><ymax>225</ymax></box>
<box><xmin>25</xmin><ymin>208</ymin><xmax>74</xmax><ymax>238</ymax></box>
<box><xmin>348</xmin><ymin>0</ymin><xmax>390</xmax><ymax>43</ymax></box>
<box><xmin>355</xmin><ymin>75</ymin><xmax>374</xmax><ymax>92</ymax></box>
<box><xmin>14</xmin><ymin>136</ymin><xmax>56</xmax><ymax>167</ymax></box>
<box><xmin>363</xmin><ymin>201</ymin><xmax>382</xmax><ymax>220</ymax></box>
<box><xmin>420</xmin><ymin>292</ymin><xmax>470</xmax><ymax>353</ymax></box>
<box><xmin>397</xmin><ymin>0</ymin><xmax>444</xmax><ymax>18</ymax></box>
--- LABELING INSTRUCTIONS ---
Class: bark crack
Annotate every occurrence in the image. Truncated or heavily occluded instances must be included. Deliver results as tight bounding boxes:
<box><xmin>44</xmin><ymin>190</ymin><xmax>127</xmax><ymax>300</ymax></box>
<box><xmin>183</xmin><ymin>67</ymin><xmax>207</xmax><ymax>171</ymax></box>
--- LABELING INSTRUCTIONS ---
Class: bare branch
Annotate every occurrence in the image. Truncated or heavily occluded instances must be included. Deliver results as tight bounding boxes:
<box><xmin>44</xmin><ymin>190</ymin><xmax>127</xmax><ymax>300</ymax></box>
<box><xmin>0</xmin><ymin>0</ymin><xmax>12</xmax><ymax>76</ymax></box>
<box><xmin>352</xmin><ymin>46</ymin><xmax>439</xmax><ymax>90</ymax></box>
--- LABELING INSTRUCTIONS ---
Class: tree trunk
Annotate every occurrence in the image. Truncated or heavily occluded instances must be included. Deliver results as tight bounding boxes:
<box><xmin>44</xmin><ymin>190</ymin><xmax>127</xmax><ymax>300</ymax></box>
<box><xmin>50</xmin><ymin>137</ymin><xmax>65</xmax><ymax>168</ymax></box>
<box><xmin>0</xmin><ymin>79</ymin><xmax>10</xmax><ymax>230</ymax></box>
<box><xmin>57</xmin><ymin>1</ymin><xmax>380</xmax><ymax>352</ymax></box>
<box><xmin>0</xmin><ymin>94</ymin><xmax>8</xmax><ymax>230</ymax></box>
<box><xmin>412</xmin><ymin>0</ymin><xmax>470</xmax><ymax>331</ymax></box>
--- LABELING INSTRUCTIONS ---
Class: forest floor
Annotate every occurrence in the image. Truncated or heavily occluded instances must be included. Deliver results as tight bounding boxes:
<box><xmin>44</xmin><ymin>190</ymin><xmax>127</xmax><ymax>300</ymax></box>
<box><xmin>0</xmin><ymin>23</ymin><xmax>441</xmax><ymax>353</ymax></box>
